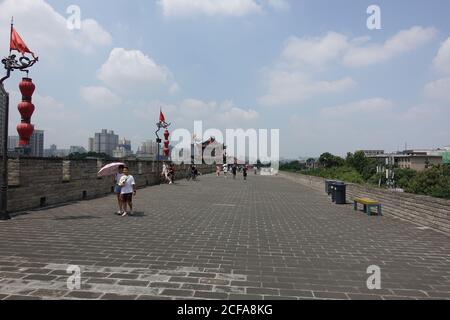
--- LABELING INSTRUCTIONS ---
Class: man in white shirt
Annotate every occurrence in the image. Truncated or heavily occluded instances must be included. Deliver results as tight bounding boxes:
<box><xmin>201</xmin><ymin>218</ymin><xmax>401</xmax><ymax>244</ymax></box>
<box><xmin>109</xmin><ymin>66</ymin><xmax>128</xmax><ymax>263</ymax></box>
<box><xmin>119</xmin><ymin>167</ymin><xmax>136</xmax><ymax>217</ymax></box>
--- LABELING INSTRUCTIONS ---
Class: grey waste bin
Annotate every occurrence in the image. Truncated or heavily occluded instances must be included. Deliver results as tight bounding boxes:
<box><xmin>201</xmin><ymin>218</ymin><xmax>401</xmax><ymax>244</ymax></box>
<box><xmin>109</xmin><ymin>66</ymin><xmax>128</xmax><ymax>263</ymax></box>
<box><xmin>334</xmin><ymin>183</ymin><xmax>347</xmax><ymax>204</ymax></box>
<box><xmin>325</xmin><ymin>180</ymin><xmax>336</xmax><ymax>195</ymax></box>
<box><xmin>330</xmin><ymin>181</ymin><xmax>343</xmax><ymax>202</ymax></box>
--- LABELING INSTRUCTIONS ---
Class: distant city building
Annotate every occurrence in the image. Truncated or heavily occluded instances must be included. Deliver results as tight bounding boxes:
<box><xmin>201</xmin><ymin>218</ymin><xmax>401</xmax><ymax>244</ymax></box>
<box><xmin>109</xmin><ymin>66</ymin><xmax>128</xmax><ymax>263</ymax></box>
<box><xmin>69</xmin><ymin>146</ymin><xmax>87</xmax><ymax>154</ymax></box>
<box><xmin>7</xmin><ymin>136</ymin><xmax>19</xmax><ymax>151</ymax></box>
<box><xmin>136</xmin><ymin>140</ymin><xmax>158</xmax><ymax>160</ymax></box>
<box><xmin>56</xmin><ymin>149</ymin><xmax>70</xmax><ymax>157</ymax></box>
<box><xmin>30</xmin><ymin>130</ymin><xmax>44</xmax><ymax>157</ymax></box>
<box><xmin>359</xmin><ymin>150</ymin><xmax>385</xmax><ymax>157</ymax></box>
<box><xmin>88</xmin><ymin>137</ymin><xmax>94</xmax><ymax>152</ymax></box>
<box><xmin>44</xmin><ymin>144</ymin><xmax>58</xmax><ymax>157</ymax></box>
<box><xmin>90</xmin><ymin>129</ymin><xmax>119</xmax><ymax>156</ymax></box>
<box><xmin>112</xmin><ymin>138</ymin><xmax>133</xmax><ymax>158</ymax></box>
<box><xmin>113</xmin><ymin>146</ymin><xmax>132</xmax><ymax>159</ymax></box>
<box><xmin>118</xmin><ymin>138</ymin><xmax>132</xmax><ymax>152</ymax></box>
<box><xmin>368</xmin><ymin>150</ymin><xmax>443</xmax><ymax>172</ymax></box>
<box><xmin>44</xmin><ymin>144</ymin><xmax>70</xmax><ymax>158</ymax></box>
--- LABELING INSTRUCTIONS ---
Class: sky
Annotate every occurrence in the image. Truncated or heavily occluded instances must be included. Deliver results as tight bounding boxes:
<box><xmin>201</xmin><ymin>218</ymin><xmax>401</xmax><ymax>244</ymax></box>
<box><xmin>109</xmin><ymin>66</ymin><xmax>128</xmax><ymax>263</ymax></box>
<box><xmin>0</xmin><ymin>0</ymin><xmax>449</xmax><ymax>158</ymax></box>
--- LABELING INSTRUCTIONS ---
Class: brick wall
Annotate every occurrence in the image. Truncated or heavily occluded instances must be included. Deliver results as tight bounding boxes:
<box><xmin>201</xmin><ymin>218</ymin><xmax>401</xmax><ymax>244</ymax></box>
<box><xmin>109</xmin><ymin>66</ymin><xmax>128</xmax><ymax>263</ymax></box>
<box><xmin>4</xmin><ymin>158</ymin><xmax>215</xmax><ymax>213</ymax></box>
<box><xmin>280</xmin><ymin>171</ymin><xmax>450</xmax><ymax>236</ymax></box>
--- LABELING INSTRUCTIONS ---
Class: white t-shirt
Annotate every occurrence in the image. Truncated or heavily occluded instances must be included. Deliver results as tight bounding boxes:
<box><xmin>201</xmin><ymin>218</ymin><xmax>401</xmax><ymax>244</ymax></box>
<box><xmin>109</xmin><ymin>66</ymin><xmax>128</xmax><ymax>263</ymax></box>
<box><xmin>119</xmin><ymin>175</ymin><xmax>136</xmax><ymax>194</ymax></box>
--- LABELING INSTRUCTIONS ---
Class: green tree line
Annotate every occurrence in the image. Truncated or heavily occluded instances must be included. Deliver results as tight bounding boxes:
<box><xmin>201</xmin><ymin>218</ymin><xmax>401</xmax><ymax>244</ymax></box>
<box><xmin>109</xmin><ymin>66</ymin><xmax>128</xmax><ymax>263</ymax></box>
<box><xmin>280</xmin><ymin>151</ymin><xmax>450</xmax><ymax>200</ymax></box>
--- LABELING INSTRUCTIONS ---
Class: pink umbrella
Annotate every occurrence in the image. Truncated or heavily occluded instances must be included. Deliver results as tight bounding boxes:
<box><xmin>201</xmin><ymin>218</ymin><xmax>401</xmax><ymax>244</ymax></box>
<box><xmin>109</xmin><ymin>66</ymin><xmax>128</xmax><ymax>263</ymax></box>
<box><xmin>97</xmin><ymin>162</ymin><xmax>126</xmax><ymax>177</ymax></box>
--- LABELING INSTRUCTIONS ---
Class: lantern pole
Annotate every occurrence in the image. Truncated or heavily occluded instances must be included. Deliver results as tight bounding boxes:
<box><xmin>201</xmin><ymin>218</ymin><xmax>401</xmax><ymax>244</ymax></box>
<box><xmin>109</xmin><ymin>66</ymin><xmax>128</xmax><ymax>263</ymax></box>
<box><xmin>155</xmin><ymin>124</ymin><xmax>162</xmax><ymax>185</ymax></box>
<box><xmin>155</xmin><ymin>117</ymin><xmax>170</xmax><ymax>185</ymax></box>
<box><xmin>0</xmin><ymin>19</ymin><xmax>38</xmax><ymax>220</ymax></box>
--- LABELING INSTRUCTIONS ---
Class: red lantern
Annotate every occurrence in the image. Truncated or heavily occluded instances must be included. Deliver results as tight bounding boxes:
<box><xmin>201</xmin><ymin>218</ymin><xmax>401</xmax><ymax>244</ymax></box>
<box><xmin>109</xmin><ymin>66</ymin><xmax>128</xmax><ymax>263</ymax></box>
<box><xmin>164</xmin><ymin>140</ymin><xmax>170</xmax><ymax>148</ymax></box>
<box><xmin>17</xmin><ymin>78</ymin><xmax>36</xmax><ymax>147</ymax></box>
<box><xmin>19</xmin><ymin>78</ymin><xmax>36</xmax><ymax>99</ymax></box>
<box><xmin>17</xmin><ymin>123</ymin><xmax>34</xmax><ymax>146</ymax></box>
<box><xmin>164</xmin><ymin>129</ymin><xmax>170</xmax><ymax>140</ymax></box>
<box><xmin>163</xmin><ymin>147</ymin><xmax>170</xmax><ymax>157</ymax></box>
<box><xmin>18</xmin><ymin>101</ymin><xmax>35</xmax><ymax>119</ymax></box>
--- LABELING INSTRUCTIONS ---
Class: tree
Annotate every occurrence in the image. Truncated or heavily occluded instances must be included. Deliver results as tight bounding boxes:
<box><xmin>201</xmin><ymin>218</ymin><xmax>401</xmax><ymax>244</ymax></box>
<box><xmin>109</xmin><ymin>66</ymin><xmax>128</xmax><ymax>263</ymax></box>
<box><xmin>393</xmin><ymin>168</ymin><xmax>417</xmax><ymax>189</ymax></box>
<box><xmin>346</xmin><ymin>151</ymin><xmax>378</xmax><ymax>181</ymax></box>
<box><xmin>319</xmin><ymin>153</ymin><xmax>344</xmax><ymax>168</ymax></box>
<box><xmin>280</xmin><ymin>161</ymin><xmax>303</xmax><ymax>172</ymax></box>
<box><xmin>406</xmin><ymin>165</ymin><xmax>450</xmax><ymax>199</ymax></box>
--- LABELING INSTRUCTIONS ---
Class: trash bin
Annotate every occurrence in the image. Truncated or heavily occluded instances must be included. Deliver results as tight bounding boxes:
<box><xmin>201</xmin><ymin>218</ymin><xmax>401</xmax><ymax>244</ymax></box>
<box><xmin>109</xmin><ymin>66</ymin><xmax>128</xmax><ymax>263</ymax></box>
<box><xmin>334</xmin><ymin>183</ymin><xmax>347</xmax><ymax>204</ymax></box>
<box><xmin>330</xmin><ymin>181</ymin><xmax>343</xmax><ymax>202</ymax></box>
<box><xmin>325</xmin><ymin>180</ymin><xmax>334</xmax><ymax>195</ymax></box>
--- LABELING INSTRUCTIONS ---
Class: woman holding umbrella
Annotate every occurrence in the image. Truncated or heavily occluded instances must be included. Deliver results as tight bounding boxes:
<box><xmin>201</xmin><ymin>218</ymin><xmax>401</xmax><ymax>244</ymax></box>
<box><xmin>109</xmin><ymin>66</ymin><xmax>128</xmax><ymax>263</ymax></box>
<box><xmin>97</xmin><ymin>162</ymin><xmax>126</xmax><ymax>215</ymax></box>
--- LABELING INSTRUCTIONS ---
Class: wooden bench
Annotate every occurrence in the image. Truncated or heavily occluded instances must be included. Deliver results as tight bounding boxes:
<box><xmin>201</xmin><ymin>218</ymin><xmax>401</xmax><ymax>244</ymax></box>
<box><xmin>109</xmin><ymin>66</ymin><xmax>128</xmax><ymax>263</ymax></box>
<box><xmin>353</xmin><ymin>198</ymin><xmax>382</xmax><ymax>216</ymax></box>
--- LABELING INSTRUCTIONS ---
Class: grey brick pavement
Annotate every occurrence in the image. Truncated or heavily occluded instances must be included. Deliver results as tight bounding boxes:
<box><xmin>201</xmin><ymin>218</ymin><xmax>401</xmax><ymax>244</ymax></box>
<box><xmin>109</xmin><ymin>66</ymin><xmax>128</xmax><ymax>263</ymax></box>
<box><xmin>0</xmin><ymin>174</ymin><xmax>450</xmax><ymax>300</ymax></box>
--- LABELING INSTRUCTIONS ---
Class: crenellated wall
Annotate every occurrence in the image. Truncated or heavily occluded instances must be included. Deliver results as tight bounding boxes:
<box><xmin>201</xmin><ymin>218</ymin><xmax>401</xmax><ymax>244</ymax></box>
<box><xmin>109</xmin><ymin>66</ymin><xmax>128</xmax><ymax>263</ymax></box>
<box><xmin>280</xmin><ymin>171</ymin><xmax>450</xmax><ymax>236</ymax></box>
<box><xmin>3</xmin><ymin>158</ymin><xmax>215</xmax><ymax>213</ymax></box>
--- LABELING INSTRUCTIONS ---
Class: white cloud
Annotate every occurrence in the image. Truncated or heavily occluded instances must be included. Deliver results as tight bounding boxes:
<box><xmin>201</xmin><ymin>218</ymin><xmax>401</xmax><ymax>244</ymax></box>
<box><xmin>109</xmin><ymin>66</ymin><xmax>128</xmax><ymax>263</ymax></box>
<box><xmin>343</xmin><ymin>26</ymin><xmax>436</xmax><ymax>67</ymax></box>
<box><xmin>0</xmin><ymin>0</ymin><xmax>112</xmax><ymax>55</ymax></box>
<box><xmin>276</xmin><ymin>26</ymin><xmax>436</xmax><ymax>70</ymax></box>
<box><xmin>157</xmin><ymin>0</ymin><xmax>290</xmax><ymax>17</ymax></box>
<box><xmin>259</xmin><ymin>71</ymin><xmax>356</xmax><ymax>107</ymax></box>
<box><xmin>434</xmin><ymin>37</ymin><xmax>450</xmax><ymax>75</ymax></box>
<box><xmin>179</xmin><ymin>98</ymin><xmax>258</xmax><ymax>126</ymax></box>
<box><xmin>158</xmin><ymin>0</ymin><xmax>263</xmax><ymax>17</ymax></box>
<box><xmin>424</xmin><ymin>77</ymin><xmax>450</xmax><ymax>102</ymax></box>
<box><xmin>80</xmin><ymin>86</ymin><xmax>122</xmax><ymax>108</ymax></box>
<box><xmin>320</xmin><ymin>98</ymin><xmax>394</xmax><ymax>117</ymax></box>
<box><xmin>221</xmin><ymin>106</ymin><xmax>259</xmax><ymax>122</ymax></box>
<box><xmin>265</xmin><ymin>0</ymin><xmax>290</xmax><ymax>11</ymax></box>
<box><xmin>282</xmin><ymin>32</ymin><xmax>349</xmax><ymax>68</ymax></box>
<box><xmin>97</xmin><ymin>48</ymin><xmax>178</xmax><ymax>95</ymax></box>
<box><xmin>132</xmin><ymin>98</ymin><xmax>259</xmax><ymax>131</ymax></box>
<box><xmin>259</xmin><ymin>26</ymin><xmax>436</xmax><ymax>107</ymax></box>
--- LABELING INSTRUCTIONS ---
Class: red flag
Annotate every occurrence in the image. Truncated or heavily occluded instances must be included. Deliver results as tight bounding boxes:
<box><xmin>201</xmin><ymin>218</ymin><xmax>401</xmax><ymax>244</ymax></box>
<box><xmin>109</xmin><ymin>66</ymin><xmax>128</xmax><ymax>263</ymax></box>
<box><xmin>159</xmin><ymin>110</ymin><xmax>166</xmax><ymax>123</ymax></box>
<box><xmin>10</xmin><ymin>27</ymin><xmax>36</xmax><ymax>58</ymax></box>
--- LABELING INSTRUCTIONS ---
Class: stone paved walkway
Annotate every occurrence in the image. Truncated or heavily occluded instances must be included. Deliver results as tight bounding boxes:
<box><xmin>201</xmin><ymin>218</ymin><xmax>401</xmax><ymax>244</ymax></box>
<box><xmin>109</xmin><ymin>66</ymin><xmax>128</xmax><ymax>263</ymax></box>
<box><xmin>0</xmin><ymin>174</ymin><xmax>450</xmax><ymax>300</ymax></box>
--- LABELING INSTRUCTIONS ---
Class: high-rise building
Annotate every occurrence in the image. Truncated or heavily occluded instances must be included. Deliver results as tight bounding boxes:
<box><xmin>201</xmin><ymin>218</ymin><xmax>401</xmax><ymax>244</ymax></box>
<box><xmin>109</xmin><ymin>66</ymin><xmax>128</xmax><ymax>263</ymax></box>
<box><xmin>44</xmin><ymin>144</ymin><xmax>58</xmax><ymax>157</ymax></box>
<box><xmin>118</xmin><ymin>138</ymin><xmax>132</xmax><ymax>152</ymax></box>
<box><xmin>113</xmin><ymin>138</ymin><xmax>133</xmax><ymax>158</ymax></box>
<box><xmin>30</xmin><ymin>130</ymin><xmax>44</xmax><ymax>157</ymax></box>
<box><xmin>7</xmin><ymin>136</ymin><xmax>19</xmax><ymax>151</ymax></box>
<box><xmin>136</xmin><ymin>140</ymin><xmax>158</xmax><ymax>159</ymax></box>
<box><xmin>88</xmin><ymin>137</ymin><xmax>94</xmax><ymax>152</ymax></box>
<box><xmin>90</xmin><ymin>129</ymin><xmax>119</xmax><ymax>156</ymax></box>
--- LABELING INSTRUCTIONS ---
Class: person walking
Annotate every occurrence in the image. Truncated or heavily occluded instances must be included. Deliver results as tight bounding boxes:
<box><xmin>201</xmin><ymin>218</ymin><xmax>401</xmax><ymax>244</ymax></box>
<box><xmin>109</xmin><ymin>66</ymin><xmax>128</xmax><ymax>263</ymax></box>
<box><xmin>243</xmin><ymin>166</ymin><xmax>248</xmax><ymax>181</ymax></box>
<box><xmin>113</xmin><ymin>165</ymin><xmax>125</xmax><ymax>215</ymax></box>
<box><xmin>119</xmin><ymin>166</ymin><xmax>136</xmax><ymax>217</ymax></box>
<box><xmin>232</xmin><ymin>164</ymin><xmax>237</xmax><ymax>180</ymax></box>
<box><xmin>223</xmin><ymin>164</ymin><xmax>228</xmax><ymax>178</ymax></box>
<box><xmin>162</xmin><ymin>162</ymin><xmax>168</xmax><ymax>184</ymax></box>
<box><xmin>168</xmin><ymin>163</ymin><xmax>175</xmax><ymax>184</ymax></box>
<box><xmin>216</xmin><ymin>165</ymin><xmax>221</xmax><ymax>177</ymax></box>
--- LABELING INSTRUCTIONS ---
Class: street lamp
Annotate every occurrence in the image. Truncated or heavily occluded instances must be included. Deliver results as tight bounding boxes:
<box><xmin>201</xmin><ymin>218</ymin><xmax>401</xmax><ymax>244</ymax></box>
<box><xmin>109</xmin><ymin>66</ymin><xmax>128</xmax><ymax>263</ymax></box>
<box><xmin>0</xmin><ymin>20</ymin><xmax>38</xmax><ymax>220</ymax></box>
